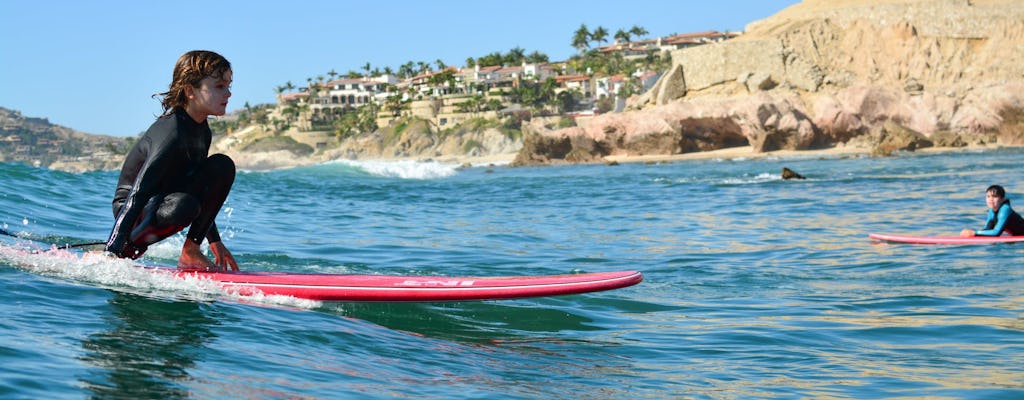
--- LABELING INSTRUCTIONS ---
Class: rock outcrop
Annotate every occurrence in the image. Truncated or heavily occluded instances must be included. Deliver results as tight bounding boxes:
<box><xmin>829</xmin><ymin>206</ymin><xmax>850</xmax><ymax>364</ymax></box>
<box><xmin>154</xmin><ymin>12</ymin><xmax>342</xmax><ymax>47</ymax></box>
<box><xmin>322</xmin><ymin>119</ymin><xmax>521</xmax><ymax>162</ymax></box>
<box><xmin>515</xmin><ymin>0</ymin><xmax>1024</xmax><ymax>165</ymax></box>
<box><xmin>212</xmin><ymin>118</ymin><xmax>521</xmax><ymax>170</ymax></box>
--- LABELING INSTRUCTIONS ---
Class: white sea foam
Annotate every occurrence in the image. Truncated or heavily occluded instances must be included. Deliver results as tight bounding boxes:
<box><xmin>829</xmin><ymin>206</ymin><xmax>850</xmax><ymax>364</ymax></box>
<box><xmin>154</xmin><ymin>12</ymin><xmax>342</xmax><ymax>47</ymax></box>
<box><xmin>720</xmin><ymin>172</ymin><xmax>781</xmax><ymax>185</ymax></box>
<box><xmin>654</xmin><ymin>172</ymin><xmax>786</xmax><ymax>185</ymax></box>
<box><xmin>330</xmin><ymin>159</ymin><xmax>459</xmax><ymax>179</ymax></box>
<box><xmin>0</xmin><ymin>243</ymin><xmax>322</xmax><ymax>309</ymax></box>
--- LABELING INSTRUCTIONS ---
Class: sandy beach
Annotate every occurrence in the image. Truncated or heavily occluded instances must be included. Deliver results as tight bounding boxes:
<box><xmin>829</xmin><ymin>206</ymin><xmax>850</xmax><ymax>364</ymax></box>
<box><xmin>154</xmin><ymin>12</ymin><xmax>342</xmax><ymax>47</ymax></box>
<box><xmin>601</xmin><ymin>145</ymin><xmax>871</xmax><ymax>164</ymax></box>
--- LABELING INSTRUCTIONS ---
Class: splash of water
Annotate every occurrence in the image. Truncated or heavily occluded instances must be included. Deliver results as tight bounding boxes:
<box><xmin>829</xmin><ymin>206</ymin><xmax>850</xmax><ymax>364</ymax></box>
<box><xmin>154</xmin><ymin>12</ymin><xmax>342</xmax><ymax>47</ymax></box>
<box><xmin>0</xmin><ymin>242</ymin><xmax>322</xmax><ymax>309</ymax></box>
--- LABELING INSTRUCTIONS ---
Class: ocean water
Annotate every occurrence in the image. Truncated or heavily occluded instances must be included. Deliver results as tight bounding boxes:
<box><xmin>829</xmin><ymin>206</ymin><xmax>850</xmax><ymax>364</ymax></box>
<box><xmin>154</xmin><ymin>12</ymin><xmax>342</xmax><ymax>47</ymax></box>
<box><xmin>1</xmin><ymin>148</ymin><xmax>1022</xmax><ymax>399</ymax></box>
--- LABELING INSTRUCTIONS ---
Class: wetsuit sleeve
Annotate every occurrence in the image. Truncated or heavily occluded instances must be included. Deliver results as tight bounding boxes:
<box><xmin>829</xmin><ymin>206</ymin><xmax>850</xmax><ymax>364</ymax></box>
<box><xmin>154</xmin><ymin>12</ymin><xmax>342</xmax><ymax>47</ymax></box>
<box><xmin>975</xmin><ymin>204</ymin><xmax>1011</xmax><ymax>236</ymax></box>
<box><xmin>105</xmin><ymin>133</ymin><xmax>177</xmax><ymax>255</ymax></box>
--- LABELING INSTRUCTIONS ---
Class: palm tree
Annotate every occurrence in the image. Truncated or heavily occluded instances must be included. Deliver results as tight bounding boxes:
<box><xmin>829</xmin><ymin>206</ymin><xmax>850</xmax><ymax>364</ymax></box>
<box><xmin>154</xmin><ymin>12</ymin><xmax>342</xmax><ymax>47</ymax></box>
<box><xmin>526</xmin><ymin>51</ymin><xmax>549</xmax><ymax>64</ymax></box>
<box><xmin>362</xmin><ymin>62</ymin><xmax>372</xmax><ymax>76</ymax></box>
<box><xmin>614</xmin><ymin>29</ymin><xmax>631</xmax><ymax>44</ymax></box>
<box><xmin>478</xmin><ymin>51</ymin><xmax>502</xmax><ymax>67</ymax></box>
<box><xmin>435</xmin><ymin>59</ymin><xmax>447</xmax><ymax>71</ymax></box>
<box><xmin>328</xmin><ymin>69</ymin><xmax>338</xmax><ymax>81</ymax></box>
<box><xmin>506</xmin><ymin>46</ymin><xmax>526</xmax><ymax>65</ymax></box>
<box><xmin>384</xmin><ymin>93</ymin><xmax>407</xmax><ymax>117</ymax></box>
<box><xmin>400</xmin><ymin>61</ymin><xmax>415</xmax><ymax>78</ymax></box>
<box><xmin>286</xmin><ymin>81</ymin><xmax>295</xmax><ymax>92</ymax></box>
<box><xmin>591</xmin><ymin>26</ymin><xmax>609</xmax><ymax>47</ymax></box>
<box><xmin>629</xmin><ymin>25</ymin><xmax>648</xmax><ymax>39</ymax></box>
<box><xmin>572</xmin><ymin>23</ymin><xmax>591</xmax><ymax>53</ymax></box>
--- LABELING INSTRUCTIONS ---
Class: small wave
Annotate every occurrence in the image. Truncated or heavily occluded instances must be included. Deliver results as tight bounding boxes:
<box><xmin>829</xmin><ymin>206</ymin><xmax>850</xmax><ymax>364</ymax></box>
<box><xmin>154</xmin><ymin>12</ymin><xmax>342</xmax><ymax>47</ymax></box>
<box><xmin>720</xmin><ymin>172</ymin><xmax>782</xmax><ymax>185</ymax></box>
<box><xmin>654</xmin><ymin>173</ymin><xmax>785</xmax><ymax>185</ymax></box>
<box><xmin>327</xmin><ymin>159</ymin><xmax>459</xmax><ymax>179</ymax></box>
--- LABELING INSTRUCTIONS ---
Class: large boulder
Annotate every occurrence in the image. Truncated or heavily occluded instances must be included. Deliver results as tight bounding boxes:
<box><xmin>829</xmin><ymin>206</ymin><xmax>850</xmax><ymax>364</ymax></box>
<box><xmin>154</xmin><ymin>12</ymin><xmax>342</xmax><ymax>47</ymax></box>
<box><xmin>870</xmin><ymin>120</ymin><xmax>933</xmax><ymax>156</ymax></box>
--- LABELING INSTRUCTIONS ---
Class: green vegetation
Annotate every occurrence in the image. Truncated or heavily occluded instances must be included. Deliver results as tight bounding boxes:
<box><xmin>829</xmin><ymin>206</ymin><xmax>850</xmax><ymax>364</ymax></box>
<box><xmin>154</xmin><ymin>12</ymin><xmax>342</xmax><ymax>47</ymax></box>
<box><xmin>381</xmin><ymin>117</ymin><xmax>431</xmax><ymax>147</ymax></box>
<box><xmin>240</xmin><ymin>135</ymin><xmax>314</xmax><ymax>156</ymax></box>
<box><xmin>507</xmin><ymin>78</ymin><xmax>559</xmax><ymax>114</ymax></box>
<box><xmin>439</xmin><ymin>117</ymin><xmax>502</xmax><ymax>138</ymax></box>
<box><xmin>454</xmin><ymin>95</ymin><xmax>504</xmax><ymax>114</ymax></box>
<box><xmin>557</xmin><ymin>116</ymin><xmax>576</xmax><ymax>129</ymax></box>
<box><xmin>462</xmin><ymin>139</ymin><xmax>482</xmax><ymax>153</ymax></box>
<box><xmin>332</xmin><ymin>104</ymin><xmax>378</xmax><ymax>141</ymax></box>
<box><xmin>209</xmin><ymin>102</ymin><xmax>276</xmax><ymax>134</ymax></box>
<box><xmin>467</xmin><ymin>46</ymin><xmax>549</xmax><ymax>68</ymax></box>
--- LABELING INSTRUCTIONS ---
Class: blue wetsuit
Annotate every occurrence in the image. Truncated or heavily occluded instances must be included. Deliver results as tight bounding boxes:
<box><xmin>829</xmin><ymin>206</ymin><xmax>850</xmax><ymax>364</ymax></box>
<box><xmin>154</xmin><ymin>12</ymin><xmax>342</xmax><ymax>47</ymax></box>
<box><xmin>975</xmin><ymin>200</ymin><xmax>1024</xmax><ymax>236</ymax></box>
<box><xmin>105</xmin><ymin>108</ymin><xmax>235</xmax><ymax>259</ymax></box>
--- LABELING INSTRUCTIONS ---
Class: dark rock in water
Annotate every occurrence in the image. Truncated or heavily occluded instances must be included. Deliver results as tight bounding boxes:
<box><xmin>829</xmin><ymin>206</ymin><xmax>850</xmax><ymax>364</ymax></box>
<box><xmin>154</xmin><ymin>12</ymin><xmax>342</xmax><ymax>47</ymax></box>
<box><xmin>782</xmin><ymin>167</ymin><xmax>806</xmax><ymax>180</ymax></box>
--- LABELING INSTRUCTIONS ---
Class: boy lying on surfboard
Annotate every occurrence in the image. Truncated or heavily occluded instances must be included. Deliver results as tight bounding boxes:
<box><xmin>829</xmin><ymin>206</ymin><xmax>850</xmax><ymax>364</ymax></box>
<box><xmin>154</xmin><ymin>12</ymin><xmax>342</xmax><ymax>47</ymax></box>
<box><xmin>960</xmin><ymin>185</ymin><xmax>1024</xmax><ymax>238</ymax></box>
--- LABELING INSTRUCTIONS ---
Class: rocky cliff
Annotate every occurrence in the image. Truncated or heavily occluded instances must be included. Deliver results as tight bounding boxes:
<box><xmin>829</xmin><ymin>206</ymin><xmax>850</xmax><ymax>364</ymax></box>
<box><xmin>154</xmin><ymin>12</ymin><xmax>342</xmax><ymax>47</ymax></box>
<box><xmin>514</xmin><ymin>0</ymin><xmax>1024</xmax><ymax>165</ymax></box>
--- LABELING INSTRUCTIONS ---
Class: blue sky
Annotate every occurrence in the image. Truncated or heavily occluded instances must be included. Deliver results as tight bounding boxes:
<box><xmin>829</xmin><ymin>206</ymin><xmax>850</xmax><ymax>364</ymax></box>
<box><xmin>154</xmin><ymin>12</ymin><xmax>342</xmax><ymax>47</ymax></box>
<box><xmin>0</xmin><ymin>0</ymin><xmax>799</xmax><ymax>137</ymax></box>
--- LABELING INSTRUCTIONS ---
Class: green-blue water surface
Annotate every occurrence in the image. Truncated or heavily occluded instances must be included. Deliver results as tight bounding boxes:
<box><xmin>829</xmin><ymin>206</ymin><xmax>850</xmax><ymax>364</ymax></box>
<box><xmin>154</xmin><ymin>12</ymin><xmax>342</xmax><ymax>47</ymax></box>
<box><xmin>1</xmin><ymin>150</ymin><xmax>1022</xmax><ymax>399</ymax></box>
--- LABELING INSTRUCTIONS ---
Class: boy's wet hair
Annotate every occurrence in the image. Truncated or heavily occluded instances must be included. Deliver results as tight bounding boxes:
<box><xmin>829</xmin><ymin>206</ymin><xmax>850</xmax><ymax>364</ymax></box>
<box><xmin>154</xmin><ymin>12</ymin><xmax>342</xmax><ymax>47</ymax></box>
<box><xmin>987</xmin><ymin>185</ymin><xmax>1006</xmax><ymax>198</ymax></box>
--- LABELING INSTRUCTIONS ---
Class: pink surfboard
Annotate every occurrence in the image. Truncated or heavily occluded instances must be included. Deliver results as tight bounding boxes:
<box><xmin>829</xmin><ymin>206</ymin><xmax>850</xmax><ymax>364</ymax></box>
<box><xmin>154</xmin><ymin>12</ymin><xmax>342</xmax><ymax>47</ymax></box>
<box><xmin>1</xmin><ymin>237</ymin><xmax>642</xmax><ymax>302</ymax></box>
<box><xmin>157</xmin><ymin>267</ymin><xmax>644</xmax><ymax>302</ymax></box>
<box><xmin>868</xmin><ymin>233</ymin><xmax>1024</xmax><ymax>245</ymax></box>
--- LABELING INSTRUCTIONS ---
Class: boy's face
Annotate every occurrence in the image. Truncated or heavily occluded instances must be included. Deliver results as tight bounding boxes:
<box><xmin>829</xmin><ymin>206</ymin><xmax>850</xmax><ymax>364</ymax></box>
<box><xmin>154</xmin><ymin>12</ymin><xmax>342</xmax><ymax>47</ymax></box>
<box><xmin>986</xmin><ymin>190</ymin><xmax>1002</xmax><ymax>210</ymax></box>
<box><xmin>188</xmin><ymin>69</ymin><xmax>233</xmax><ymax>117</ymax></box>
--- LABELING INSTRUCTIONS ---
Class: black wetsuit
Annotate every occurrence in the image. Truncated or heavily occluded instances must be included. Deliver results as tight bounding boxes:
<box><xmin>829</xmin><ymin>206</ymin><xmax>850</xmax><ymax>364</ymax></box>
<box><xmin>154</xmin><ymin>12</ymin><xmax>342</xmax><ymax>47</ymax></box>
<box><xmin>105</xmin><ymin>108</ymin><xmax>235</xmax><ymax>259</ymax></box>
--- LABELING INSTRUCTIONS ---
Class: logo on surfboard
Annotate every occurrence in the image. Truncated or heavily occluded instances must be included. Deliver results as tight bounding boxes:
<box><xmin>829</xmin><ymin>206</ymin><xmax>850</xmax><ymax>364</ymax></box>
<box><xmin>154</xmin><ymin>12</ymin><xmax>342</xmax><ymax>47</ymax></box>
<box><xmin>398</xmin><ymin>279</ymin><xmax>476</xmax><ymax>287</ymax></box>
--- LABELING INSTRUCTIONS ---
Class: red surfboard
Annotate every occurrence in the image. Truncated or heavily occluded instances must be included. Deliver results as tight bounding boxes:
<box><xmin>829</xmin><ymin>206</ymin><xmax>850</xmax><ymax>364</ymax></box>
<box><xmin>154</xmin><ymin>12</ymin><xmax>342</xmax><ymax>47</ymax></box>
<box><xmin>150</xmin><ymin>266</ymin><xmax>643</xmax><ymax>302</ymax></box>
<box><xmin>869</xmin><ymin>233</ymin><xmax>1024</xmax><ymax>245</ymax></box>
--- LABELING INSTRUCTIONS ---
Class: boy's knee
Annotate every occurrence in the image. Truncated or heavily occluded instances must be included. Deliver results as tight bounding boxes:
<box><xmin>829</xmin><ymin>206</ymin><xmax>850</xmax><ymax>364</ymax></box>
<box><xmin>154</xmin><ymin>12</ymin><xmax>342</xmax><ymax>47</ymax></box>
<box><xmin>207</xmin><ymin>154</ymin><xmax>235</xmax><ymax>176</ymax></box>
<box><xmin>158</xmin><ymin>193</ymin><xmax>201</xmax><ymax>225</ymax></box>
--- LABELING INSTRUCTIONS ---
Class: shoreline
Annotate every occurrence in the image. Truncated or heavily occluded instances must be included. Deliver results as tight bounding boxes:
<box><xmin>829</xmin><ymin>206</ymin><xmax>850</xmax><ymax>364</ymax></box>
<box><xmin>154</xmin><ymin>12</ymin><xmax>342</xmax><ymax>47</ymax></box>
<box><xmin>45</xmin><ymin>143</ymin><xmax>1018</xmax><ymax>173</ymax></box>
<box><xmin>445</xmin><ymin>142</ymin><xmax>1016</xmax><ymax>169</ymax></box>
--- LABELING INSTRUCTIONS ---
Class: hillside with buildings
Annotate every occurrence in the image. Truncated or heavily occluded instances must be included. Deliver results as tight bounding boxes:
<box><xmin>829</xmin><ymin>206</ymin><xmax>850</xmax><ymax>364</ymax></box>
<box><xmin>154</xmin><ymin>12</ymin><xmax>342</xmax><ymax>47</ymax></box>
<box><xmin>206</xmin><ymin>30</ymin><xmax>734</xmax><ymax>169</ymax></box>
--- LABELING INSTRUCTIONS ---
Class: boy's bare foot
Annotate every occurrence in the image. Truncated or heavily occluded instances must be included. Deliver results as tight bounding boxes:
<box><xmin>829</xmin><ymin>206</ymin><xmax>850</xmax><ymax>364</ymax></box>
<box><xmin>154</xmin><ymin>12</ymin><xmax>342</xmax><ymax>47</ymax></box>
<box><xmin>178</xmin><ymin>241</ymin><xmax>218</xmax><ymax>271</ymax></box>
